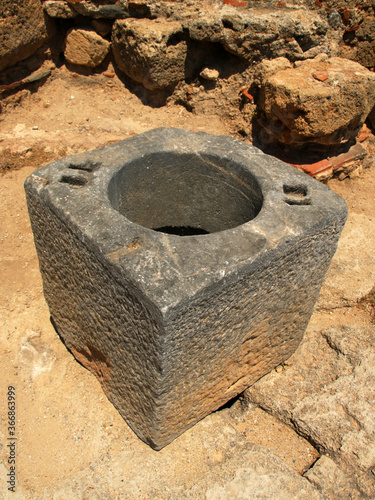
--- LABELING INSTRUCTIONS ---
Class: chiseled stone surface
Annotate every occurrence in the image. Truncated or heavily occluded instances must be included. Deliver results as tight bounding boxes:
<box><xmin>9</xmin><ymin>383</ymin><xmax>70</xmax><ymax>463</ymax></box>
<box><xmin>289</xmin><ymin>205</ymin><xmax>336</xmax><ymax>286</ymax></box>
<box><xmin>24</xmin><ymin>128</ymin><xmax>347</xmax><ymax>450</ymax></box>
<box><xmin>69</xmin><ymin>0</ymin><xmax>129</xmax><ymax>19</ymax></box>
<box><xmin>0</xmin><ymin>0</ymin><xmax>48</xmax><ymax>72</ymax></box>
<box><xmin>43</xmin><ymin>0</ymin><xmax>76</xmax><ymax>19</ymax></box>
<box><xmin>64</xmin><ymin>28</ymin><xmax>111</xmax><ymax>67</ymax></box>
<box><xmin>245</xmin><ymin>324</ymin><xmax>375</xmax><ymax>497</ymax></box>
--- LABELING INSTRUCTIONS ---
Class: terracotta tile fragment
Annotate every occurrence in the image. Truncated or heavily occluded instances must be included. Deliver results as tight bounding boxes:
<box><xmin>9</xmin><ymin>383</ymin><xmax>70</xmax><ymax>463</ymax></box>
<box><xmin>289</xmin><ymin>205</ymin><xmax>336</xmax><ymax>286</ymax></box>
<box><xmin>330</xmin><ymin>143</ymin><xmax>367</xmax><ymax>171</ymax></box>
<box><xmin>292</xmin><ymin>159</ymin><xmax>333</xmax><ymax>177</ymax></box>
<box><xmin>241</xmin><ymin>88</ymin><xmax>253</xmax><ymax>100</ymax></box>
<box><xmin>223</xmin><ymin>0</ymin><xmax>247</xmax><ymax>6</ymax></box>
<box><xmin>312</xmin><ymin>71</ymin><xmax>329</xmax><ymax>82</ymax></box>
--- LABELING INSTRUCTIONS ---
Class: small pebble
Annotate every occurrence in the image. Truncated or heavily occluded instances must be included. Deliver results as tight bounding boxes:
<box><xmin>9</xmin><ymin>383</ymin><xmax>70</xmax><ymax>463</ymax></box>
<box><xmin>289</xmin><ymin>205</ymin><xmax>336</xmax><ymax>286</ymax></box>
<box><xmin>32</xmin><ymin>126</ymin><xmax>38</xmax><ymax>130</ymax></box>
<box><xmin>200</xmin><ymin>68</ymin><xmax>220</xmax><ymax>81</ymax></box>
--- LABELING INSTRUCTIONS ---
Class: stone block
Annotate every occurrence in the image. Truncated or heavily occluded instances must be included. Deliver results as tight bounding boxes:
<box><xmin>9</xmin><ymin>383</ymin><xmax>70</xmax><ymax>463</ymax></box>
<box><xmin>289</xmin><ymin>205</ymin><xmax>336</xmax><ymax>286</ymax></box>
<box><xmin>64</xmin><ymin>28</ymin><xmax>111</xmax><ymax>67</ymax></box>
<box><xmin>258</xmin><ymin>56</ymin><xmax>375</xmax><ymax>150</ymax></box>
<box><xmin>112</xmin><ymin>19</ymin><xmax>187</xmax><ymax>90</ymax></box>
<box><xmin>0</xmin><ymin>0</ymin><xmax>48</xmax><ymax>72</ymax></box>
<box><xmin>24</xmin><ymin>128</ymin><xmax>347</xmax><ymax>449</ymax></box>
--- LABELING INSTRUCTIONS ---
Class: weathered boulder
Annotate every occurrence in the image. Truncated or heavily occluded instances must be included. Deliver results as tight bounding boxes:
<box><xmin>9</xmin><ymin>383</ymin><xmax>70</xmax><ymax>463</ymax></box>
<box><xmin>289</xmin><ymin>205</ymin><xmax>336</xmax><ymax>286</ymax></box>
<box><xmin>257</xmin><ymin>55</ymin><xmax>375</xmax><ymax>149</ymax></box>
<box><xmin>0</xmin><ymin>0</ymin><xmax>48</xmax><ymax>72</ymax></box>
<box><xmin>68</xmin><ymin>0</ymin><xmax>129</xmax><ymax>19</ymax></box>
<box><xmin>112</xmin><ymin>19</ymin><xmax>188</xmax><ymax>90</ymax></box>
<box><xmin>222</xmin><ymin>8</ymin><xmax>328</xmax><ymax>61</ymax></box>
<box><xmin>43</xmin><ymin>0</ymin><xmax>76</xmax><ymax>19</ymax></box>
<box><xmin>184</xmin><ymin>7</ymin><xmax>329</xmax><ymax>62</ymax></box>
<box><xmin>64</xmin><ymin>29</ymin><xmax>111</xmax><ymax>67</ymax></box>
<box><xmin>183</xmin><ymin>14</ymin><xmax>224</xmax><ymax>44</ymax></box>
<box><xmin>354</xmin><ymin>17</ymin><xmax>375</xmax><ymax>69</ymax></box>
<box><xmin>245</xmin><ymin>324</ymin><xmax>375</xmax><ymax>497</ymax></box>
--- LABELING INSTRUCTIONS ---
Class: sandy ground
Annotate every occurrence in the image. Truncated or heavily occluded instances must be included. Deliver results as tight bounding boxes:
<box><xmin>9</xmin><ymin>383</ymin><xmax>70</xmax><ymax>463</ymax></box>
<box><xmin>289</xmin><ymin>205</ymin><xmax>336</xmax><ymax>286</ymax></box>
<box><xmin>0</xmin><ymin>66</ymin><xmax>373</xmax><ymax>498</ymax></box>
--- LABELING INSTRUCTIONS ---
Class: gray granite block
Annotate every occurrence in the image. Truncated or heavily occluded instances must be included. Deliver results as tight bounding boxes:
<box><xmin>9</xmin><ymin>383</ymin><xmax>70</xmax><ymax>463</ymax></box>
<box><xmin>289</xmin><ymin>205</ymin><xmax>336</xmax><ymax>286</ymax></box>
<box><xmin>24</xmin><ymin>128</ymin><xmax>347</xmax><ymax>449</ymax></box>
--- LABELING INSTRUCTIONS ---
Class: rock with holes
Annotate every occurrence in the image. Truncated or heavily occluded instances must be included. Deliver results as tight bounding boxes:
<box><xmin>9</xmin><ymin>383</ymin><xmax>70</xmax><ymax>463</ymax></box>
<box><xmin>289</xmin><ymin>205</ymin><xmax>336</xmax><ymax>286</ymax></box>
<box><xmin>257</xmin><ymin>55</ymin><xmax>375</xmax><ymax>150</ymax></box>
<box><xmin>184</xmin><ymin>7</ymin><xmax>329</xmax><ymax>62</ymax></box>
<box><xmin>24</xmin><ymin>128</ymin><xmax>347</xmax><ymax>450</ymax></box>
<box><xmin>69</xmin><ymin>0</ymin><xmax>129</xmax><ymax>19</ymax></box>
<box><xmin>112</xmin><ymin>18</ymin><xmax>188</xmax><ymax>90</ymax></box>
<box><xmin>0</xmin><ymin>0</ymin><xmax>48</xmax><ymax>71</ymax></box>
<box><xmin>43</xmin><ymin>1</ymin><xmax>76</xmax><ymax>19</ymax></box>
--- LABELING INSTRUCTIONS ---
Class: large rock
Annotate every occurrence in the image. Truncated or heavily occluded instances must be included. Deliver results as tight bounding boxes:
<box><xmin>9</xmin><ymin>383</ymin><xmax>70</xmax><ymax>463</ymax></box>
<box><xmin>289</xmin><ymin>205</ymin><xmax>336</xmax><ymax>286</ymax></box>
<box><xmin>184</xmin><ymin>7</ymin><xmax>329</xmax><ymax>62</ymax></box>
<box><xmin>205</xmin><ymin>446</ymin><xmax>323</xmax><ymax>500</ymax></box>
<box><xmin>112</xmin><ymin>18</ymin><xmax>188</xmax><ymax>90</ymax></box>
<box><xmin>69</xmin><ymin>0</ymin><xmax>129</xmax><ymax>19</ymax></box>
<box><xmin>0</xmin><ymin>0</ymin><xmax>48</xmax><ymax>72</ymax></box>
<box><xmin>43</xmin><ymin>1</ymin><xmax>76</xmax><ymax>19</ymax></box>
<box><xmin>64</xmin><ymin>29</ymin><xmax>111</xmax><ymax>67</ymax></box>
<box><xmin>257</xmin><ymin>55</ymin><xmax>375</xmax><ymax>149</ymax></box>
<box><xmin>245</xmin><ymin>325</ymin><xmax>375</xmax><ymax>497</ymax></box>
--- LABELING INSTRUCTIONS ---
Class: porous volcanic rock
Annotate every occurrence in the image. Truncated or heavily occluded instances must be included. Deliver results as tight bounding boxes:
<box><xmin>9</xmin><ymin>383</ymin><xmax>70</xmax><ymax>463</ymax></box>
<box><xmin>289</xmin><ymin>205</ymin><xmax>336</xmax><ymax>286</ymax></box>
<box><xmin>112</xmin><ymin>18</ymin><xmax>188</xmax><ymax>90</ymax></box>
<box><xmin>69</xmin><ymin>0</ymin><xmax>129</xmax><ymax>19</ymax></box>
<box><xmin>184</xmin><ymin>7</ymin><xmax>329</xmax><ymax>62</ymax></box>
<box><xmin>257</xmin><ymin>55</ymin><xmax>375</xmax><ymax>150</ymax></box>
<box><xmin>64</xmin><ymin>29</ymin><xmax>111</xmax><ymax>67</ymax></box>
<box><xmin>0</xmin><ymin>0</ymin><xmax>48</xmax><ymax>72</ymax></box>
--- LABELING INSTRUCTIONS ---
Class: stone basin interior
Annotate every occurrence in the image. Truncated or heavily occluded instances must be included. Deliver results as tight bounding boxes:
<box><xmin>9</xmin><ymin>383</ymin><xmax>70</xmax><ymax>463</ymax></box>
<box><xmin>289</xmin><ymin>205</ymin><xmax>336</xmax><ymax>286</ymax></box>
<box><xmin>108</xmin><ymin>151</ymin><xmax>263</xmax><ymax>236</ymax></box>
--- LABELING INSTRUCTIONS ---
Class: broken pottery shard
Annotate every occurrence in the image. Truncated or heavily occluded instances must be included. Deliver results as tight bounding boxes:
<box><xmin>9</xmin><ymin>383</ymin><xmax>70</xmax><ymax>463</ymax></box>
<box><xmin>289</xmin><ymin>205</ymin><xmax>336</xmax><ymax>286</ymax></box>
<box><xmin>24</xmin><ymin>128</ymin><xmax>347</xmax><ymax>449</ymax></box>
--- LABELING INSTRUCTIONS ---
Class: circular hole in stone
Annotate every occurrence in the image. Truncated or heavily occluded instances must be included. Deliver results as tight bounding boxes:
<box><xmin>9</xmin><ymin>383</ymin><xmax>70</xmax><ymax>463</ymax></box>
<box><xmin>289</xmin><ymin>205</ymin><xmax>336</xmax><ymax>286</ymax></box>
<box><xmin>108</xmin><ymin>151</ymin><xmax>263</xmax><ymax>235</ymax></box>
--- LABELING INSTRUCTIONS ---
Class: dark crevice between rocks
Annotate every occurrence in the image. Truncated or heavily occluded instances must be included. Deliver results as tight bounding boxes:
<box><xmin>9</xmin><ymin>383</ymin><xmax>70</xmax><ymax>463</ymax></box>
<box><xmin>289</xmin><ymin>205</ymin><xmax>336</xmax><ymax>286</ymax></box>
<box><xmin>214</xmin><ymin>393</ymin><xmax>244</xmax><ymax>413</ymax></box>
<box><xmin>152</xmin><ymin>226</ymin><xmax>210</xmax><ymax>236</ymax></box>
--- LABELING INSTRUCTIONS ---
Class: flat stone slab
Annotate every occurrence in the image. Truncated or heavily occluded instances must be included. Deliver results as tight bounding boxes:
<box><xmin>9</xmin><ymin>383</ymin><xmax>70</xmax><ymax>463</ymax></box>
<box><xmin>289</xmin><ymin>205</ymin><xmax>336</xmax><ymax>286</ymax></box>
<box><xmin>25</xmin><ymin>128</ymin><xmax>347</xmax><ymax>449</ymax></box>
<box><xmin>245</xmin><ymin>324</ymin><xmax>375</xmax><ymax>496</ymax></box>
